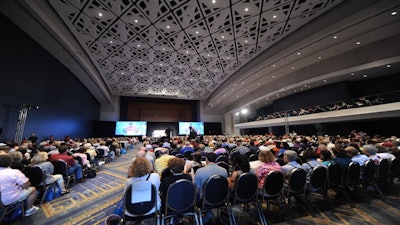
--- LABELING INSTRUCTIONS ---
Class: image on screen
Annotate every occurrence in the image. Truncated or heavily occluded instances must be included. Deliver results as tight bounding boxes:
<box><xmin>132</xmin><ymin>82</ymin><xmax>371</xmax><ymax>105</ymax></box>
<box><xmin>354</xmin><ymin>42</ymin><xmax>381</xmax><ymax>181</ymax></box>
<box><xmin>115</xmin><ymin>121</ymin><xmax>147</xmax><ymax>136</ymax></box>
<box><xmin>178</xmin><ymin>122</ymin><xmax>204</xmax><ymax>135</ymax></box>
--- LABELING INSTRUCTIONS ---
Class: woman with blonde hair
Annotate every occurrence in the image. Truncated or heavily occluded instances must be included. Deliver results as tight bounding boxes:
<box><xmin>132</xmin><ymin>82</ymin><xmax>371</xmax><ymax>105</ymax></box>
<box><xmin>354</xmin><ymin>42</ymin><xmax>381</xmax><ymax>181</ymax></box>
<box><xmin>30</xmin><ymin>152</ymin><xmax>69</xmax><ymax>194</ymax></box>
<box><xmin>255</xmin><ymin>150</ymin><xmax>282</xmax><ymax>190</ymax></box>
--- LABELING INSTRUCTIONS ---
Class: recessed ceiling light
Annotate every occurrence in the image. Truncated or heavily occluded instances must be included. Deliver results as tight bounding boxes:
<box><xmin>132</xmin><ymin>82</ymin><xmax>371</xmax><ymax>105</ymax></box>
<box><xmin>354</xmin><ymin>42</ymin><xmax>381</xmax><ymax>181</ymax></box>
<box><xmin>139</xmin><ymin>61</ymin><xmax>142</xmax><ymax>63</ymax></box>
<box><xmin>195</xmin><ymin>31</ymin><xmax>199</xmax><ymax>34</ymax></box>
<box><xmin>246</xmin><ymin>90</ymin><xmax>249</xmax><ymax>92</ymax></box>
<box><xmin>318</xmin><ymin>56</ymin><xmax>322</xmax><ymax>59</ymax></box>
<box><xmin>356</xmin><ymin>41</ymin><xmax>361</xmax><ymax>45</ymax></box>
<box><xmin>297</xmin><ymin>52</ymin><xmax>301</xmax><ymax>55</ymax></box>
<box><xmin>333</xmin><ymin>35</ymin><xmax>338</xmax><ymax>39</ymax></box>
<box><xmin>291</xmin><ymin>66</ymin><xmax>295</xmax><ymax>70</ymax></box>
<box><xmin>121</xmin><ymin>72</ymin><xmax>124</xmax><ymax>75</ymax></box>
<box><xmin>166</xmin><ymin>25</ymin><xmax>170</xmax><ymax>29</ymax></box>
<box><xmin>212</xmin><ymin>0</ymin><xmax>216</xmax><ymax>4</ymax></box>
<box><xmin>134</xmin><ymin>19</ymin><xmax>138</xmax><ymax>23</ymax></box>
<box><xmin>137</xmin><ymin>44</ymin><xmax>140</xmax><ymax>47</ymax></box>
<box><xmin>272</xmin><ymin>64</ymin><xmax>276</xmax><ymax>67</ymax></box>
<box><xmin>272</xmin><ymin>75</ymin><xmax>275</xmax><ymax>78</ymax></box>
<box><xmin>227</xmin><ymin>57</ymin><xmax>230</xmax><ymax>60</ymax></box>
<box><xmin>221</xmin><ymin>35</ymin><xmax>225</xmax><ymax>39</ymax></box>
<box><xmin>245</xmin><ymin>8</ymin><xmax>249</xmax><ymax>12</ymax></box>
<box><xmin>98</xmin><ymin>12</ymin><xmax>103</xmax><ymax>17</ymax></box>
<box><xmin>109</xmin><ymin>40</ymin><xmax>113</xmax><ymax>43</ymax></box>
<box><xmin>272</xmin><ymin>15</ymin><xmax>277</xmax><ymax>19</ymax></box>
<box><xmin>186</xmin><ymin>51</ymin><xmax>189</xmax><ymax>54</ymax></box>
<box><xmin>160</xmin><ymin>63</ymin><xmax>162</xmax><ymax>66</ymax></box>
<box><xmin>363</xmin><ymin>74</ymin><xmax>367</xmax><ymax>78</ymax></box>
<box><xmin>244</xmin><ymin>40</ymin><xmax>248</xmax><ymax>43</ymax></box>
<box><xmin>386</xmin><ymin>64</ymin><xmax>391</xmax><ymax>68</ymax></box>
<box><xmin>391</xmin><ymin>11</ymin><xmax>397</xmax><ymax>16</ymax></box>
<box><xmin>162</xmin><ymin>48</ymin><xmax>165</xmax><ymax>51</ymax></box>
<box><xmin>351</xmin><ymin>72</ymin><xmax>355</xmax><ymax>75</ymax></box>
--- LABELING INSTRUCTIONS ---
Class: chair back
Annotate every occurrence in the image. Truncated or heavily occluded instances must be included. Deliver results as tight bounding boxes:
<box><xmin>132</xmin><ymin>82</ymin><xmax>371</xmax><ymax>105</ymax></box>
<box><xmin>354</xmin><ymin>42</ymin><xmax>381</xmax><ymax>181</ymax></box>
<box><xmin>363</xmin><ymin>160</ymin><xmax>377</xmax><ymax>183</ymax></box>
<box><xmin>53</xmin><ymin>160</ymin><xmax>69</xmax><ymax>177</ymax></box>
<box><xmin>201</xmin><ymin>175</ymin><xmax>229</xmax><ymax>210</ymax></box>
<box><xmin>377</xmin><ymin>158</ymin><xmax>389</xmax><ymax>183</ymax></box>
<box><xmin>262</xmin><ymin>170</ymin><xmax>284</xmax><ymax>198</ymax></box>
<box><xmin>96</xmin><ymin>148</ymin><xmax>105</xmax><ymax>158</ymax></box>
<box><xmin>216</xmin><ymin>155</ymin><xmax>229</xmax><ymax>164</ymax></box>
<box><xmin>165</xmin><ymin>179</ymin><xmax>196</xmax><ymax>215</ymax></box>
<box><xmin>217</xmin><ymin>161</ymin><xmax>230</xmax><ymax>175</ymax></box>
<box><xmin>124</xmin><ymin>182</ymin><xmax>158</xmax><ymax>216</ymax></box>
<box><xmin>287</xmin><ymin>168</ymin><xmax>306</xmax><ymax>194</ymax></box>
<box><xmin>328</xmin><ymin>163</ymin><xmax>342</xmax><ymax>186</ymax></box>
<box><xmin>310</xmin><ymin>166</ymin><xmax>328</xmax><ymax>190</ymax></box>
<box><xmin>249</xmin><ymin>154</ymin><xmax>258</xmax><ymax>162</ymax></box>
<box><xmin>390</xmin><ymin>157</ymin><xmax>400</xmax><ymax>178</ymax></box>
<box><xmin>232</xmin><ymin>172</ymin><xmax>258</xmax><ymax>204</ymax></box>
<box><xmin>346</xmin><ymin>162</ymin><xmax>360</xmax><ymax>186</ymax></box>
<box><xmin>22</xmin><ymin>166</ymin><xmax>44</xmax><ymax>186</ymax></box>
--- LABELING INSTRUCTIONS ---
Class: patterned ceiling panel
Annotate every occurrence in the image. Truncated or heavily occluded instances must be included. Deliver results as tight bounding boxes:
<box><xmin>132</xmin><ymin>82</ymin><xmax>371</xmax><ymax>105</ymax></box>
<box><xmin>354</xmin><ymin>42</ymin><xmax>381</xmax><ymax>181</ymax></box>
<box><xmin>49</xmin><ymin>0</ymin><xmax>343</xmax><ymax>100</ymax></box>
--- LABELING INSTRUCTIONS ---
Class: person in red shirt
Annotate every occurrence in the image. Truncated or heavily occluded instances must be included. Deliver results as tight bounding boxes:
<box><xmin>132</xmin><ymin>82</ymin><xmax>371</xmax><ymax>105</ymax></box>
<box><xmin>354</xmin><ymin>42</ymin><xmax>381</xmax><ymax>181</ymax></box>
<box><xmin>50</xmin><ymin>145</ymin><xmax>84</xmax><ymax>181</ymax></box>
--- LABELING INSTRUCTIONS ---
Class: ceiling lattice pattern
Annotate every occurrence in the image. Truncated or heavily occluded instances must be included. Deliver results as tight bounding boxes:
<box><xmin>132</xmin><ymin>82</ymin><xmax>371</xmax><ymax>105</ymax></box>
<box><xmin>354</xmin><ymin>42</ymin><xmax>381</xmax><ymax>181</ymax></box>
<box><xmin>49</xmin><ymin>0</ymin><xmax>342</xmax><ymax>100</ymax></box>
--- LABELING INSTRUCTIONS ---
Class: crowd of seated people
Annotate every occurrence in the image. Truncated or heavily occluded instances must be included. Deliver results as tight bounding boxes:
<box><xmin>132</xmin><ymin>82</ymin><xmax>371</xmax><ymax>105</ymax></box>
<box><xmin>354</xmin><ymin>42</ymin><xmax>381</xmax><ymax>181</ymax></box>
<box><xmin>120</xmin><ymin>130</ymin><xmax>400</xmax><ymax>224</ymax></box>
<box><xmin>2</xmin><ymin>130</ymin><xmax>400</xmax><ymax>223</ymax></box>
<box><xmin>255</xmin><ymin>94</ymin><xmax>386</xmax><ymax>121</ymax></box>
<box><xmin>0</xmin><ymin>136</ymin><xmax>137</xmax><ymax>219</ymax></box>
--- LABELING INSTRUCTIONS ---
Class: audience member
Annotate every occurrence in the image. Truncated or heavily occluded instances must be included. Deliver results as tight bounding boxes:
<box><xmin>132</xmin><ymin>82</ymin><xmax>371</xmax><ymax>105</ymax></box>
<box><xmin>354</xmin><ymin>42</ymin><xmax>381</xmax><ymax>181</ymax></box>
<box><xmin>255</xmin><ymin>150</ymin><xmax>281</xmax><ymax>190</ymax></box>
<box><xmin>30</xmin><ymin>152</ymin><xmax>69</xmax><ymax>194</ymax></box>
<box><xmin>228</xmin><ymin>154</ymin><xmax>250</xmax><ymax>191</ymax></box>
<box><xmin>124</xmin><ymin>157</ymin><xmax>161</xmax><ymax>217</ymax></box>
<box><xmin>0</xmin><ymin>154</ymin><xmax>39</xmax><ymax>216</ymax></box>
<box><xmin>49</xmin><ymin>145</ymin><xmax>84</xmax><ymax>182</ymax></box>
<box><xmin>154</xmin><ymin>147</ymin><xmax>175</xmax><ymax>177</ymax></box>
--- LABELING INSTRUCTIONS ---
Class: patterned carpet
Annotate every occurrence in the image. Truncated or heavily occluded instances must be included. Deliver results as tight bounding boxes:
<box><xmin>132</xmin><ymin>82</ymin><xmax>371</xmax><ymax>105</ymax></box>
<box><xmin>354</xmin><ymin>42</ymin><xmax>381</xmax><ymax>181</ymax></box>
<box><xmin>3</xmin><ymin>146</ymin><xmax>400</xmax><ymax>225</ymax></box>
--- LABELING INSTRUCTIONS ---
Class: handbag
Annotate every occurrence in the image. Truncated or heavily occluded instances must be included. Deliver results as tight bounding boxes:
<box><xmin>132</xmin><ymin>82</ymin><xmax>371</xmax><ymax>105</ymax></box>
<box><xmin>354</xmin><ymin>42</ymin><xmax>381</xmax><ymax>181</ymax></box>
<box><xmin>86</xmin><ymin>168</ymin><xmax>97</xmax><ymax>178</ymax></box>
<box><xmin>2</xmin><ymin>203</ymin><xmax>23</xmax><ymax>222</ymax></box>
<box><xmin>45</xmin><ymin>187</ymin><xmax>54</xmax><ymax>201</ymax></box>
<box><xmin>113</xmin><ymin>197</ymin><xmax>124</xmax><ymax>217</ymax></box>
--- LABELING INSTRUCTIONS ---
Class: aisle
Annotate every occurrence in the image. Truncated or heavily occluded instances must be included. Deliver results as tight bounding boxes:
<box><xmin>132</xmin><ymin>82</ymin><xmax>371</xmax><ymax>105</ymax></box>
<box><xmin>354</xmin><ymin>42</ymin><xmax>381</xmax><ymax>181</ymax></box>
<box><xmin>8</xmin><ymin>146</ymin><xmax>138</xmax><ymax>225</ymax></box>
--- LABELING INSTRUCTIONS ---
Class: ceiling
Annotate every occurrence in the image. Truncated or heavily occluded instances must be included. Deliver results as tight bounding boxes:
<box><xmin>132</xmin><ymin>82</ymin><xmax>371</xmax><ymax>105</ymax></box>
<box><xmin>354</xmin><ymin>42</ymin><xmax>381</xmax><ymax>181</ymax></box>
<box><xmin>1</xmin><ymin>0</ymin><xmax>400</xmax><ymax>114</ymax></box>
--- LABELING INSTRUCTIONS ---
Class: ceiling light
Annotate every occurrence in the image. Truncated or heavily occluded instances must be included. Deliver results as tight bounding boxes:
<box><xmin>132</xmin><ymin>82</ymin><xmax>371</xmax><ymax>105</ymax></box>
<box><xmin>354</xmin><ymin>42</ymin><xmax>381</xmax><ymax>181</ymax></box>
<box><xmin>386</xmin><ymin>64</ymin><xmax>391</xmax><ymax>68</ymax></box>
<box><xmin>212</xmin><ymin>0</ymin><xmax>217</xmax><ymax>4</ymax></box>
<box><xmin>356</xmin><ymin>41</ymin><xmax>361</xmax><ymax>45</ymax></box>
<box><xmin>297</xmin><ymin>52</ymin><xmax>301</xmax><ymax>55</ymax></box>
<box><xmin>244</xmin><ymin>40</ymin><xmax>248</xmax><ymax>43</ymax></box>
<box><xmin>109</xmin><ymin>40</ymin><xmax>113</xmax><ymax>43</ymax></box>
<box><xmin>246</xmin><ymin>90</ymin><xmax>249</xmax><ymax>92</ymax></box>
<box><xmin>258</xmin><ymin>83</ymin><xmax>260</xmax><ymax>85</ymax></box>
<box><xmin>207</xmin><ymin>54</ymin><xmax>210</xmax><ymax>57</ymax></box>
<box><xmin>244</xmin><ymin>8</ymin><xmax>249</xmax><ymax>12</ymax></box>
<box><xmin>166</xmin><ymin>25</ymin><xmax>170</xmax><ymax>29</ymax></box>
<box><xmin>121</xmin><ymin>72</ymin><xmax>124</xmax><ymax>75</ymax></box>
<box><xmin>272</xmin><ymin>15</ymin><xmax>277</xmax><ymax>19</ymax></box>
<box><xmin>221</xmin><ymin>35</ymin><xmax>225</xmax><ymax>39</ymax></box>
<box><xmin>241</xmin><ymin>109</ymin><xmax>248</xmax><ymax>114</ymax></box>
<box><xmin>186</xmin><ymin>51</ymin><xmax>189</xmax><ymax>54</ymax></box>
<box><xmin>363</xmin><ymin>74</ymin><xmax>367</xmax><ymax>78</ymax></box>
<box><xmin>98</xmin><ymin>12</ymin><xmax>103</xmax><ymax>17</ymax></box>
<box><xmin>333</xmin><ymin>35</ymin><xmax>338</xmax><ymax>39</ymax></box>
<box><xmin>291</xmin><ymin>66</ymin><xmax>295</xmax><ymax>70</ymax></box>
<box><xmin>391</xmin><ymin>11</ymin><xmax>397</xmax><ymax>16</ymax></box>
<box><xmin>195</xmin><ymin>31</ymin><xmax>199</xmax><ymax>34</ymax></box>
<box><xmin>160</xmin><ymin>63</ymin><xmax>162</xmax><ymax>66</ymax></box>
<box><xmin>324</xmin><ymin>80</ymin><xmax>327</xmax><ymax>83</ymax></box>
<box><xmin>272</xmin><ymin>64</ymin><xmax>276</xmax><ymax>67</ymax></box>
<box><xmin>137</xmin><ymin>44</ymin><xmax>140</xmax><ymax>47</ymax></box>
<box><xmin>162</xmin><ymin>48</ymin><xmax>165</xmax><ymax>51</ymax></box>
<box><xmin>235</xmin><ymin>112</ymin><xmax>240</xmax><ymax>116</ymax></box>
<box><xmin>272</xmin><ymin>75</ymin><xmax>275</xmax><ymax>78</ymax></box>
<box><xmin>351</xmin><ymin>72</ymin><xmax>355</xmax><ymax>76</ymax></box>
<box><xmin>134</xmin><ymin>19</ymin><xmax>138</xmax><ymax>23</ymax></box>
<box><xmin>236</xmin><ymin>96</ymin><xmax>240</xmax><ymax>98</ymax></box>
<box><xmin>318</xmin><ymin>56</ymin><xmax>322</xmax><ymax>59</ymax></box>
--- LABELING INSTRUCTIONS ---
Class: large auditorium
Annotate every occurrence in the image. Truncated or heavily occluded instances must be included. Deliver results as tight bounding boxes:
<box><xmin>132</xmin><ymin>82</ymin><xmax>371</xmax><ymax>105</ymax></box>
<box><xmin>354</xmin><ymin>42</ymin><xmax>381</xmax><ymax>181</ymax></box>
<box><xmin>0</xmin><ymin>0</ymin><xmax>399</xmax><ymax>225</ymax></box>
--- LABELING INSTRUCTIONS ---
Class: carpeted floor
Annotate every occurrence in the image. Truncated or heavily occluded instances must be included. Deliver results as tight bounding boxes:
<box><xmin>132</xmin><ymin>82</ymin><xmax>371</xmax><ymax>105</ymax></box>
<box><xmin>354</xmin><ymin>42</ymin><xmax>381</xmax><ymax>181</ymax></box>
<box><xmin>4</xmin><ymin>146</ymin><xmax>400</xmax><ymax>225</ymax></box>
